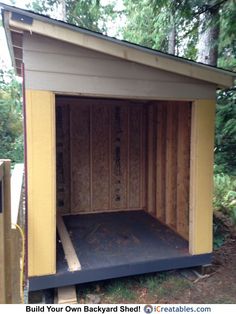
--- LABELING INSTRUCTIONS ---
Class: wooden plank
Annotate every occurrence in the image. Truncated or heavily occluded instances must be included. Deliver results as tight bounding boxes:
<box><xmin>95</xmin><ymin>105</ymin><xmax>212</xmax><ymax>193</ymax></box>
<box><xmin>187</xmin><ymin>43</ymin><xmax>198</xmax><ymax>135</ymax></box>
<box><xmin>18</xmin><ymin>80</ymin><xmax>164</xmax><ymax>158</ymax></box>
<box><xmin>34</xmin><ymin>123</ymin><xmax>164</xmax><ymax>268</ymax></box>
<box><xmin>57</xmin><ymin>215</ymin><xmax>81</xmax><ymax>271</ymax></box>
<box><xmin>92</xmin><ymin>104</ymin><xmax>110</xmax><ymax>210</ymax></box>
<box><xmin>57</xmin><ymin>285</ymin><xmax>77</xmax><ymax>304</ymax></box>
<box><xmin>108</xmin><ymin>106</ymin><xmax>112</xmax><ymax>210</ymax></box>
<box><xmin>56</xmin><ymin>104</ymin><xmax>71</xmax><ymax>214</ymax></box>
<box><xmin>165</xmin><ymin>103</ymin><xmax>178</xmax><ymax>229</ymax></box>
<box><xmin>2</xmin><ymin>161</ymin><xmax>12</xmax><ymax>303</ymax></box>
<box><xmin>0</xmin><ymin>162</ymin><xmax>3</xmax><ymax>179</ymax></box>
<box><xmin>0</xmin><ymin>160</ymin><xmax>14</xmax><ymax>304</ymax></box>
<box><xmin>70</xmin><ymin>104</ymin><xmax>90</xmax><ymax>212</ymax></box>
<box><xmin>15</xmin><ymin>59</ymin><xmax>22</xmax><ymax>69</ymax></box>
<box><xmin>11</xmin><ymin>163</ymin><xmax>24</xmax><ymax>227</ymax></box>
<box><xmin>0</xmin><ymin>163</ymin><xmax>5</xmax><ymax>303</ymax></box>
<box><xmin>156</xmin><ymin>103</ymin><xmax>167</xmax><ymax>221</ymax></box>
<box><xmin>11</xmin><ymin>31</ymin><xmax>23</xmax><ymax>48</ymax></box>
<box><xmin>10</xmin><ymin>229</ymin><xmax>21</xmax><ymax>303</ymax></box>
<box><xmin>111</xmin><ymin>104</ymin><xmax>128</xmax><ymax>209</ymax></box>
<box><xmin>26</xmin><ymin>90</ymin><xmax>56</xmax><ymax>277</ymax></box>
<box><xmin>176</xmin><ymin>103</ymin><xmax>191</xmax><ymax>240</ymax></box>
<box><xmin>63</xmin><ymin>207</ymin><xmax>143</xmax><ymax>215</ymax></box>
<box><xmin>189</xmin><ymin>100</ymin><xmax>215</xmax><ymax>255</ymax></box>
<box><xmin>126</xmin><ymin>106</ymin><xmax>130</xmax><ymax>208</ymax></box>
<box><xmin>129</xmin><ymin>105</ymin><xmax>142</xmax><ymax>208</ymax></box>
<box><xmin>90</xmin><ymin>104</ymin><xmax>93</xmax><ymax>211</ymax></box>
<box><xmin>24</xmin><ymin>70</ymin><xmax>216</xmax><ymax>101</ymax></box>
<box><xmin>140</xmin><ymin>106</ymin><xmax>147</xmax><ymax>209</ymax></box>
<box><xmin>10</xmin><ymin>163</ymin><xmax>24</xmax><ymax>303</ymax></box>
<box><xmin>13</xmin><ymin>46</ymin><xmax>22</xmax><ymax>60</ymax></box>
<box><xmin>147</xmin><ymin>104</ymin><xmax>156</xmax><ymax>214</ymax></box>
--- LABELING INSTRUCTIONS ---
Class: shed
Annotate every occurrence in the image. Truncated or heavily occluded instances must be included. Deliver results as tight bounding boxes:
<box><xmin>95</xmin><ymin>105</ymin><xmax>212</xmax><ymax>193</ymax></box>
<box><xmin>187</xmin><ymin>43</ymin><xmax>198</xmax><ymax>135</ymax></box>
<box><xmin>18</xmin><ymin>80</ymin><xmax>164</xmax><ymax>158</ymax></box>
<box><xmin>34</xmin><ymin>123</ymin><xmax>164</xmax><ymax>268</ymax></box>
<box><xmin>2</xmin><ymin>3</ymin><xmax>236</xmax><ymax>292</ymax></box>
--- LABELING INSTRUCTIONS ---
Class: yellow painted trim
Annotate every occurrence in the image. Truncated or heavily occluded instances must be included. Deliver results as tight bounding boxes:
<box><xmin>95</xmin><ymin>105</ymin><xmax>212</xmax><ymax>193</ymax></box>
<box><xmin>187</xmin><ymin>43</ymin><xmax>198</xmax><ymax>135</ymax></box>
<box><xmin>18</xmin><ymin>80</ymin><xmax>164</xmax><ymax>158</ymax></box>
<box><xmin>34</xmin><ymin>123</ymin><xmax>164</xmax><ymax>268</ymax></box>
<box><xmin>189</xmin><ymin>100</ymin><xmax>215</xmax><ymax>255</ymax></box>
<box><xmin>6</xmin><ymin>11</ymin><xmax>234</xmax><ymax>88</ymax></box>
<box><xmin>26</xmin><ymin>90</ymin><xmax>56</xmax><ymax>276</ymax></box>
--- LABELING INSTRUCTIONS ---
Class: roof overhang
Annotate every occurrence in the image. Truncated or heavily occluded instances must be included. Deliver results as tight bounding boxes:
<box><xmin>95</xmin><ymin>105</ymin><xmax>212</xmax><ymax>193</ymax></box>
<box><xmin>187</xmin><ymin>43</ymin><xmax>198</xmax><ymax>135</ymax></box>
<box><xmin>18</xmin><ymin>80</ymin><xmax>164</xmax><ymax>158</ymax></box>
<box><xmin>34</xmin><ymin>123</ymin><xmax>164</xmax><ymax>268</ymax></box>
<box><xmin>3</xmin><ymin>9</ymin><xmax>23</xmax><ymax>76</ymax></box>
<box><xmin>1</xmin><ymin>3</ymin><xmax>236</xmax><ymax>88</ymax></box>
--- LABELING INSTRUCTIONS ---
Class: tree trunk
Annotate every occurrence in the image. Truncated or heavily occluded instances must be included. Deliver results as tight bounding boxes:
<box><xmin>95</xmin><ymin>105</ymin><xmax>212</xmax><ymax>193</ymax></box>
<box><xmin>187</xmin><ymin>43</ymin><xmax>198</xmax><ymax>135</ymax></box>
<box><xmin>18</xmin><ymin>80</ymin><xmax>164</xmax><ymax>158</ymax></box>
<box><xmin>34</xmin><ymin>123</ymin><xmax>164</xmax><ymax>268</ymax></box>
<box><xmin>168</xmin><ymin>26</ymin><xmax>176</xmax><ymax>54</ymax></box>
<box><xmin>60</xmin><ymin>0</ymin><xmax>66</xmax><ymax>21</ymax></box>
<box><xmin>197</xmin><ymin>6</ymin><xmax>220</xmax><ymax>66</ymax></box>
<box><xmin>168</xmin><ymin>12</ymin><xmax>176</xmax><ymax>55</ymax></box>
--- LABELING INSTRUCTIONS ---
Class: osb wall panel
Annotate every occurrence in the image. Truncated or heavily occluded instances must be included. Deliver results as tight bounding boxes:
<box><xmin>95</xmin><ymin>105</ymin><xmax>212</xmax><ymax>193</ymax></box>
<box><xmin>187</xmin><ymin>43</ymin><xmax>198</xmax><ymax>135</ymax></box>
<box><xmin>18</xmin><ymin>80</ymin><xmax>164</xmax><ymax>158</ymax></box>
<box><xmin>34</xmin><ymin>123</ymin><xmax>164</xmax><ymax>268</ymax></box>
<box><xmin>56</xmin><ymin>98</ymin><xmax>146</xmax><ymax>214</ymax></box>
<box><xmin>110</xmin><ymin>105</ymin><xmax>128</xmax><ymax>209</ymax></box>
<box><xmin>129</xmin><ymin>106</ymin><xmax>142</xmax><ymax>208</ymax></box>
<box><xmin>56</xmin><ymin>104</ymin><xmax>70</xmax><ymax>213</ymax></box>
<box><xmin>92</xmin><ymin>105</ymin><xmax>110</xmax><ymax>210</ymax></box>
<box><xmin>70</xmin><ymin>104</ymin><xmax>91</xmax><ymax>212</ymax></box>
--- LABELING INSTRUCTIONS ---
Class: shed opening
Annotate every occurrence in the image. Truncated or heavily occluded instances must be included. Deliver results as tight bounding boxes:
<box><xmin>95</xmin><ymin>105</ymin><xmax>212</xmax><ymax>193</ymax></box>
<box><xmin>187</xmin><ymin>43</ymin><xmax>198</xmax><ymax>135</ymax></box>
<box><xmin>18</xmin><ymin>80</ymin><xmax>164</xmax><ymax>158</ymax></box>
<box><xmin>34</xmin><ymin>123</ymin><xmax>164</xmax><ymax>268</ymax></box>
<box><xmin>53</xmin><ymin>96</ymin><xmax>193</xmax><ymax>289</ymax></box>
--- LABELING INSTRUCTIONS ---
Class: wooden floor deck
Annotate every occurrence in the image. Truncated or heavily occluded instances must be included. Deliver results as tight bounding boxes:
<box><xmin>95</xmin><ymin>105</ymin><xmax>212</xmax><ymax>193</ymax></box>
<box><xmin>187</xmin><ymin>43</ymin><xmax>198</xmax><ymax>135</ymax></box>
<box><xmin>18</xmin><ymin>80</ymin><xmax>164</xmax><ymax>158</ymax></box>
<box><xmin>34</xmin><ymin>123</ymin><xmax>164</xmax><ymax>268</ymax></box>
<box><xmin>29</xmin><ymin>210</ymin><xmax>212</xmax><ymax>291</ymax></box>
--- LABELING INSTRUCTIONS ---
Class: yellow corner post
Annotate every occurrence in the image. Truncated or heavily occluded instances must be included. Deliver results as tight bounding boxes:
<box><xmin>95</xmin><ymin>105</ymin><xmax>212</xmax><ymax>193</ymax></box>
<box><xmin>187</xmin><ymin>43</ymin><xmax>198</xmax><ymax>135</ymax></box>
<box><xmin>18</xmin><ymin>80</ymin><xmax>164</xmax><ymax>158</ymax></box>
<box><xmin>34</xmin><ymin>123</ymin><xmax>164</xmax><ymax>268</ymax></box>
<box><xmin>26</xmin><ymin>90</ymin><xmax>56</xmax><ymax>276</ymax></box>
<box><xmin>189</xmin><ymin>99</ymin><xmax>215</xmax><ymax>255</ymax></box>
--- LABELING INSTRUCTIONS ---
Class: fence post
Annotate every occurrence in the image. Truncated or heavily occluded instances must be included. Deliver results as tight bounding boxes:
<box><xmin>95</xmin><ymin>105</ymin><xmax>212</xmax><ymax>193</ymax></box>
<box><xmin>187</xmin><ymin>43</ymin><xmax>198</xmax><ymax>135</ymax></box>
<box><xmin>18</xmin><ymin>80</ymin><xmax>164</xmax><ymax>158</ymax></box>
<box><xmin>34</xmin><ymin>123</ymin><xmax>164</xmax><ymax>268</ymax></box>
<box><xmin>0</xmin><ymin>162</ymin><xmax>6</xmax><ymax>303</ymax></box>
<box><xmin>0</xmin><ymin>160</ymin><xmax>12</xmax><ymax>303</ymax></box>
<box><xmin>3</xmin><ymin>161</ymin><xmax>12</xmax><ymax>303</ymax></box>
<box><xmin>11</xmin><ymin>163</ymin><xmax>24</xmax><ymax>303</ymax></box>
<box><xmin>11</xmin><ymin>229</ymin><xmax>21</xmax><ymax>303</ymax></box>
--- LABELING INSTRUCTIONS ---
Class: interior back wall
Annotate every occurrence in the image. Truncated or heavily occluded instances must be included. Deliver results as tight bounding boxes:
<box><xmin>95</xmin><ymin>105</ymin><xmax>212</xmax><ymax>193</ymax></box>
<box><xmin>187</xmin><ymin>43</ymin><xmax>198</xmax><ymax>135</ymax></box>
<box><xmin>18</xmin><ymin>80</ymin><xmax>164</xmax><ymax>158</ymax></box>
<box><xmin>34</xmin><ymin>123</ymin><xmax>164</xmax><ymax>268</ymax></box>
<box><xmin>56</xmin><ymin>97</ymin><xmax>191</xmax><ymax>240</ymax></box>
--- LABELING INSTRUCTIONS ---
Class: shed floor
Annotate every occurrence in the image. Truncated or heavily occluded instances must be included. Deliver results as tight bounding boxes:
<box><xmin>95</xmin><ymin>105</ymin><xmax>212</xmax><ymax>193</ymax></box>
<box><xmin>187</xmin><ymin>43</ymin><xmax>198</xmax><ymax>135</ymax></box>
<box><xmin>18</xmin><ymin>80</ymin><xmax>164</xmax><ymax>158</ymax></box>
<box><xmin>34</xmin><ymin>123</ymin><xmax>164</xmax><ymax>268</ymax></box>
<box><xmin>29</xmin><ymin>210</ymin><xmax>212</xmax><ymax>291</ymax></box>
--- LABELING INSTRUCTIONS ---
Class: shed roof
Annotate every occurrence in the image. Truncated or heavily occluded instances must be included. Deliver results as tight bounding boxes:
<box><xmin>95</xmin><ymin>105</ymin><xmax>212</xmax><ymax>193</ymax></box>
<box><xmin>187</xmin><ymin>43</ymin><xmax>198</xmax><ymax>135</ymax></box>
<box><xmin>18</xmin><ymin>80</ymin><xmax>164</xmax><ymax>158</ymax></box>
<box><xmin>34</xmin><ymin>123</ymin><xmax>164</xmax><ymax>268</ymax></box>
<box><xmin>1</xmin><ymin>2</ymin><xmax>236</xmax><ymax>88</ymax></box>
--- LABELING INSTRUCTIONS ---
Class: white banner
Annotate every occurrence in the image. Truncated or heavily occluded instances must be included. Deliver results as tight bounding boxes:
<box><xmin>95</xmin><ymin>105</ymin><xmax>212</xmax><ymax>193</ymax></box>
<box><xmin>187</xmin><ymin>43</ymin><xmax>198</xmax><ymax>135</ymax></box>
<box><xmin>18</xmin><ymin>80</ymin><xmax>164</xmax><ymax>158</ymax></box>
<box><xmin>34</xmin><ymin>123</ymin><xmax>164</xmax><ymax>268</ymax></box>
<box><xmin>0</xmin><ymin>304</ymin><xmax>236</xmax><ymax>314</ymax></box>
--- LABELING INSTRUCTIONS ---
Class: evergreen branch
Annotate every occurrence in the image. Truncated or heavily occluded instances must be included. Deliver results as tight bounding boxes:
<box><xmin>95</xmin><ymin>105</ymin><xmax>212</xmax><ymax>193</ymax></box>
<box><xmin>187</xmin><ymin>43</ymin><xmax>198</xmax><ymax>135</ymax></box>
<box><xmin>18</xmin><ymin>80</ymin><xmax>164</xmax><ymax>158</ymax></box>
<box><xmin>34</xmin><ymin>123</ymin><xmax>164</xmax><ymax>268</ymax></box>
<box><xmin>194</xmin><ymin>0</ymin><xmax>230</xmax><ymax>16</ymax></box>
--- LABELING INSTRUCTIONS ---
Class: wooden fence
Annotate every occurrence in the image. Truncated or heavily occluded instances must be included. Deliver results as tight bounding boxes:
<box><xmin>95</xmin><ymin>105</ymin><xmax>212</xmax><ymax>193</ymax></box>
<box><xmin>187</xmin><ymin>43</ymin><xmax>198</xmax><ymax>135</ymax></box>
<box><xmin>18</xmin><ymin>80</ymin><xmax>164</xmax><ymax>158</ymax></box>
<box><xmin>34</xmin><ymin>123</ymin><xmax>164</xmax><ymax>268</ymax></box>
<box><xmin>0</xmin><ymin>160</ymin><xmax>24</xmax><ymax>304</ymax></box>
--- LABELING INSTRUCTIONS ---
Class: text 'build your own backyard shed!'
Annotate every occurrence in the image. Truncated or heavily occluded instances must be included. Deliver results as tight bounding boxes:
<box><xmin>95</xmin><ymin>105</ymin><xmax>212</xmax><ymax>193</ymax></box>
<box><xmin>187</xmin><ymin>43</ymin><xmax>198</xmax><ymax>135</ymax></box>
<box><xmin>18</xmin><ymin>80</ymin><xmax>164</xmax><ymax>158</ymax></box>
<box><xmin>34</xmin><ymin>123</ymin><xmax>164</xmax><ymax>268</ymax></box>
<box><xmin>2</xmin><ymin>3</ymin><xmax>236</xmax><ymax>292</ymax></box>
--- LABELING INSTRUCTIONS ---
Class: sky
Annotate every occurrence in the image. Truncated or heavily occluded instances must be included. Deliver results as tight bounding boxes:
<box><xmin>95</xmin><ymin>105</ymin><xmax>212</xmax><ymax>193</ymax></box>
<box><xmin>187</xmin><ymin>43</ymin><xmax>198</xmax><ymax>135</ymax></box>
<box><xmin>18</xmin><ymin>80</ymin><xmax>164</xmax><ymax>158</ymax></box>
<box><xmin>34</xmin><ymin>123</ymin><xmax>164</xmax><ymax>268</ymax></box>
<box><xmin>0</xmin><ymin>0</ymin><xmax>125</xmax><ymax>69</ymax></box>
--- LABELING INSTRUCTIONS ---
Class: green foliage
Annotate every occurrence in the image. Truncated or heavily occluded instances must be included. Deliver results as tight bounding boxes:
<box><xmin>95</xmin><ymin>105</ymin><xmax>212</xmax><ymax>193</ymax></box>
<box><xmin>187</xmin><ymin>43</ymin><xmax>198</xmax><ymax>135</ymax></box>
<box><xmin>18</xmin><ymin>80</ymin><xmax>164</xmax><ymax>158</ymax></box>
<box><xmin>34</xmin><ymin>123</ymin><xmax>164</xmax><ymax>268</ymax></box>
<box><xmin>0</xmin><ymin>69</ymin><xmax>23</xmax><ymax>163</ymax></box>
<box><xmin>213</xmin><ymin>221</ymin><xmax>226</xmax><ymax>249</ymax></box>
<box><xmin>122</xmin><ymin>0</ymin><xmax>236</xmax><ymax>177</ymax></box>
<box><xmin>122</xmin><ymin>0</ymin><xmax>236</xmax><ymax>62</ymax></box>
<box><xmin>121</xmin><ymin>0</ymin><xmax>196</xmax><ymax>56</ymax></box>
<box><xmin>66</xmin><ymin>0</ymin><xmax>116</xmax><ymax>33</ymax></box>
<box><xmin>28</xmin><ymin>0</ymin><xmax>117</xmax><ymax>33</ymax></box>
<box><xmin>122</xmin><ymin>0</ymin><xmax>169</xmax><ymax>51</ymax></box>
<box><xmin>218</xmin><ymin>0</ymin><xmax>236</xmax><ymax>71</ymax></box>
<box><xmin>215</xmin><ymin>88</ymin><xmax>236</xmax><ymax>175</ymax></box>
<box><xmin>214</xmin><ymin>173</ymin><xmax>236</xmax><ymax>225</ymax></box>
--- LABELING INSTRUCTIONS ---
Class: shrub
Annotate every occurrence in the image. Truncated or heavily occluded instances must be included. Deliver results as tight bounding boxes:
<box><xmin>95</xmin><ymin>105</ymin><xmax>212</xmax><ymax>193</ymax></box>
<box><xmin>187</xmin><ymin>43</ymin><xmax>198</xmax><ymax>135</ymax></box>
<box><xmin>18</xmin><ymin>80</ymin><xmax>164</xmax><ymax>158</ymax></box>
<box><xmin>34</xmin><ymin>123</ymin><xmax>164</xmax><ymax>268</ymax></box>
<box><xmin>213</xmin><ymin>173</ymin><xmax>236</xmax><ymax>225</ymax></box>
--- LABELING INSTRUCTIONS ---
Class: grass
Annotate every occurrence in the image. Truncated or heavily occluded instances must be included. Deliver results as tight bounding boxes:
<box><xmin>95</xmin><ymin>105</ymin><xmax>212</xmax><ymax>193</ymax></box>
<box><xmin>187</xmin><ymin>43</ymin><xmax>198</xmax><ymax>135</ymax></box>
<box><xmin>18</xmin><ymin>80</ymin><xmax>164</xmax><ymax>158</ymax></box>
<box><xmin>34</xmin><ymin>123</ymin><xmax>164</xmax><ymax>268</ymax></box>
<box><xmin>105</xmin><ymin>279</ymin><xmax>136</xmax><ymax>302</ymax></box>
<box><xmin>138</xmin><ymin>272</ymin><xmax>168</xmax><ymax>294</ymax></box>
<box><xmin>138</xmin><ymin>272</ymin><xmax>191</xmax><ymax>299</ymax></box>
<box><xmin>76</xmin><ymin>271</ymin><xmax>192</xmax><ymax>303</ymax></box>
<box><xmin>160</xmin><ymin>276</ymin><xmax>191</xmax><ymax>297</ymax></box>
<box><xmin>205</xmin><ymin>296</ymin><xmax>236</xmax><ymax>304</ymax></box>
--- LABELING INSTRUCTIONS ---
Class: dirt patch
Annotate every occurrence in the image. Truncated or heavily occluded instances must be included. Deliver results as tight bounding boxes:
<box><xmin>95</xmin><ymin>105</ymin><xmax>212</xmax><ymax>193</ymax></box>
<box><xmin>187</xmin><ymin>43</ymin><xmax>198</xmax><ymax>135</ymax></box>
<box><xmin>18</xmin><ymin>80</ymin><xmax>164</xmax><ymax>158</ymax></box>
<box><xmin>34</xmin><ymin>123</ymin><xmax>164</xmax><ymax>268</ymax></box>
<box><xmin>173</xmin><ymin>236</ymin><xmax>236</xmax><ymax>304</ymax></box>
